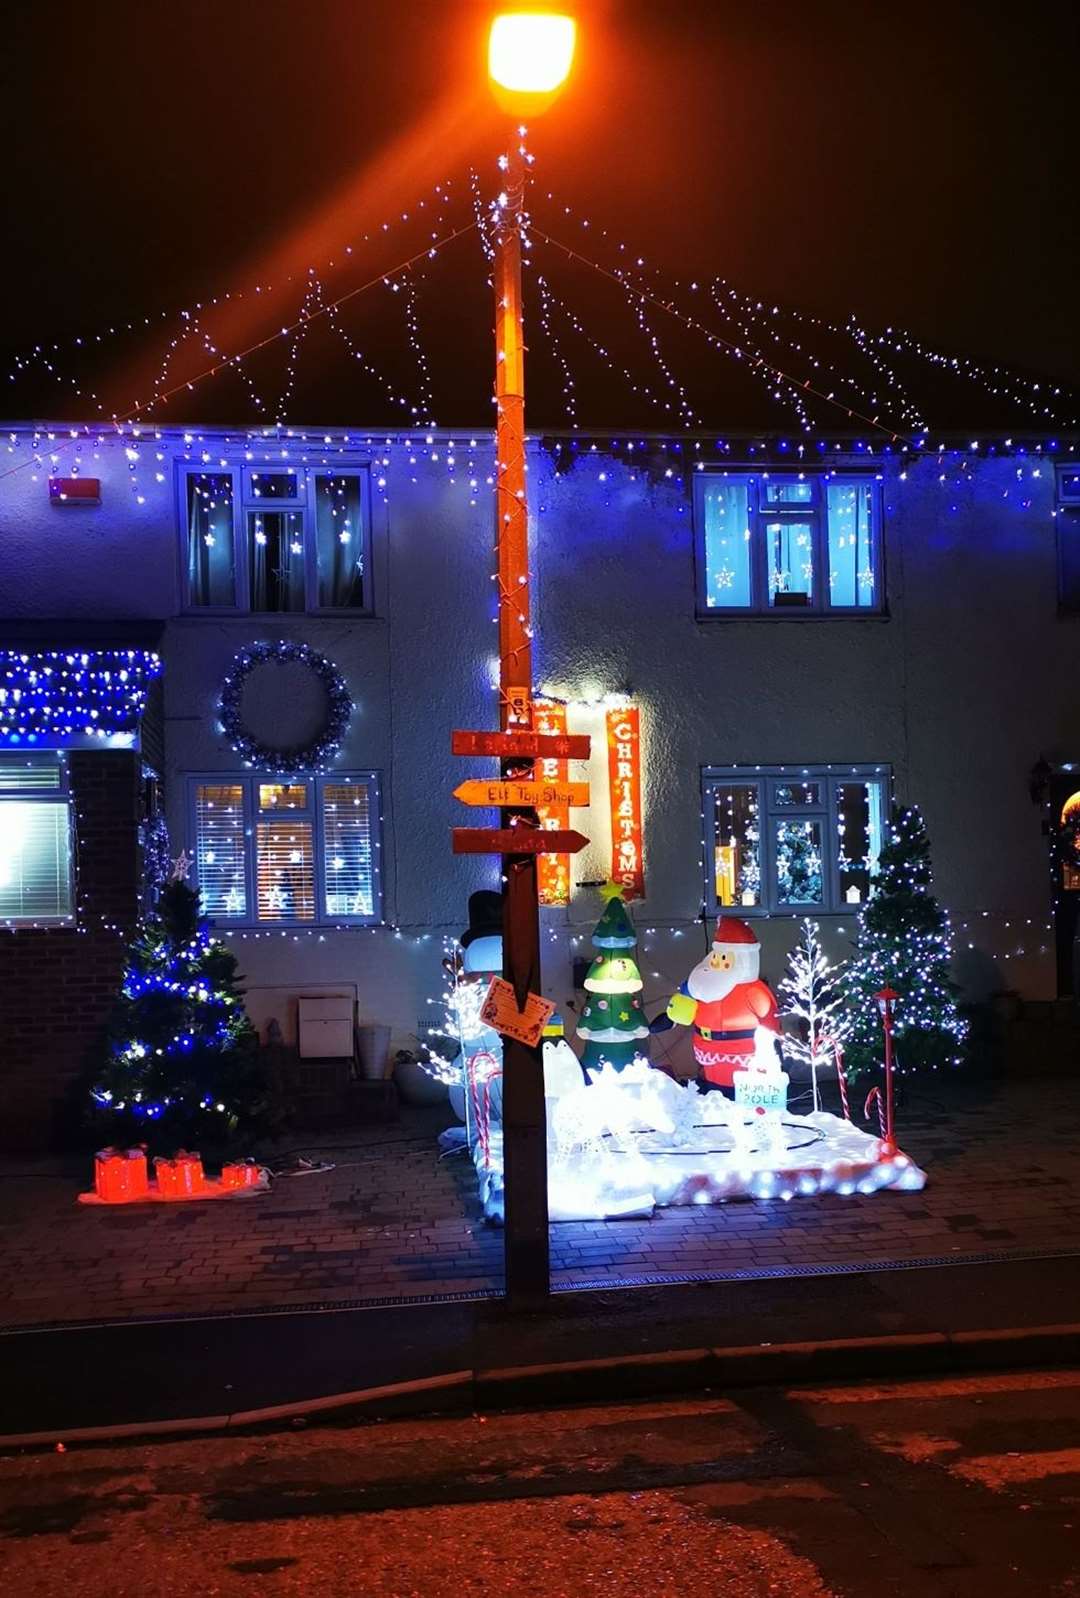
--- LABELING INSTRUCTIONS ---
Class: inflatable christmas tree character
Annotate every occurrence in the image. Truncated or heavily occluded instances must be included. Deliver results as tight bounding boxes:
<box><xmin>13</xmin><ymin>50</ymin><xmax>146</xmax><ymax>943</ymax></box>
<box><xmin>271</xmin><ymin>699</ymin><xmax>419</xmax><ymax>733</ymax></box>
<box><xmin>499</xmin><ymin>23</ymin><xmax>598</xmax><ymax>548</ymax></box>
<box><xmin>577</xmin><ymin>883</ymin><xmax>651</xmax><ymax>1072</ymax></box>
<box><xmin>667</xmin><ymin>917</ymin><xmax>781</xmax><ymax>1088</ymax></box>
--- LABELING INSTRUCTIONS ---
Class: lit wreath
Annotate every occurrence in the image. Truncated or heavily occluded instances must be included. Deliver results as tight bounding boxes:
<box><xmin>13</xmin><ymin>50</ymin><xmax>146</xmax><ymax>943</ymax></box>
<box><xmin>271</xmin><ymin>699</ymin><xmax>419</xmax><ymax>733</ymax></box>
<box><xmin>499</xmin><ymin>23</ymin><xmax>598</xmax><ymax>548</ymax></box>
<box><xmin>218</xmin><ymin>641</ymin><xmax>352</xmax><ymax>774</ymax></box>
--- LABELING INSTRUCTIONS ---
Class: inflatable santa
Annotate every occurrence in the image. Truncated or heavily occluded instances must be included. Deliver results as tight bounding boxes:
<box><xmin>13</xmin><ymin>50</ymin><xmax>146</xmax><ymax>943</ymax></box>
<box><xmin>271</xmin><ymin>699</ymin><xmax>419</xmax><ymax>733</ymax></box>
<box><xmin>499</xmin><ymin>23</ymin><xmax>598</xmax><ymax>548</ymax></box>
<box><xmin>666</xmin><ymin>917</ymin><xmax>782</xmax><ymax>1088</ymax></box>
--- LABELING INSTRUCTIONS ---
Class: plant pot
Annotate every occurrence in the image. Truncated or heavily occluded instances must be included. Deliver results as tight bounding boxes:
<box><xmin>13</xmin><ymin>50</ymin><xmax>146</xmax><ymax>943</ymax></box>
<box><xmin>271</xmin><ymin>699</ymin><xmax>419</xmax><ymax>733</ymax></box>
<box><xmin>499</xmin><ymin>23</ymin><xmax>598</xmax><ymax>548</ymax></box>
<box><xmin>356</xmin><ymin>1023</ymin><xmax>392</xmax><ymax>1081</ymax></box>
<box><xmin>393</xmin><ymin>1057</ymin><xmax>449</xmax><ymax>1106</ymax></box>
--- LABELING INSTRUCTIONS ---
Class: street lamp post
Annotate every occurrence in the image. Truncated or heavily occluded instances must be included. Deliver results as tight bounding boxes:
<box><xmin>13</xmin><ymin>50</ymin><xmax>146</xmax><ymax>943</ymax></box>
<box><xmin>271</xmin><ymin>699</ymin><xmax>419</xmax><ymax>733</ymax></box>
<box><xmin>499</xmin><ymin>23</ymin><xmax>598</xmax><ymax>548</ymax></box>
<box><xmin>487</xmin><ymin>12</ymin><xmax>576</xmax><ymax>1302</ymax></box>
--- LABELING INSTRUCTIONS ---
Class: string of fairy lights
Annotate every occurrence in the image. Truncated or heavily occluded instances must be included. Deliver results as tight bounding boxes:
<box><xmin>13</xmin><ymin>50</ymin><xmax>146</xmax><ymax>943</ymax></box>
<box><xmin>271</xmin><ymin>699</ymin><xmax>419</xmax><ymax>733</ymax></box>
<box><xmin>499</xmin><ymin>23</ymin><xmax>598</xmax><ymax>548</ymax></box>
<box><xmin>2</xmin><ymin>149</ymin><xmax>1078</xmax><ymax>466</ymax></box>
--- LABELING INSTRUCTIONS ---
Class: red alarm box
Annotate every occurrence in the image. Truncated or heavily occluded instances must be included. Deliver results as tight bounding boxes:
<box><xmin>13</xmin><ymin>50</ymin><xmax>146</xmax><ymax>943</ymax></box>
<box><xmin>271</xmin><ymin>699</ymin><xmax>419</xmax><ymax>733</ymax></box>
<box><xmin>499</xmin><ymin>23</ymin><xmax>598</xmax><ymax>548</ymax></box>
<box><xmin>49</xmin><ymin>476</ymin><xmax>101</xmax><ymax>506</ymax></box>
<box><xmin>154</xmin><ymin>1151</ymin><xmax>206</xmax><ymax>1199</ymax></box>
<box><xmin>94</xmin><ymin>1147</ymin><xmax>149</xmax><ymax>1203</ymax></box>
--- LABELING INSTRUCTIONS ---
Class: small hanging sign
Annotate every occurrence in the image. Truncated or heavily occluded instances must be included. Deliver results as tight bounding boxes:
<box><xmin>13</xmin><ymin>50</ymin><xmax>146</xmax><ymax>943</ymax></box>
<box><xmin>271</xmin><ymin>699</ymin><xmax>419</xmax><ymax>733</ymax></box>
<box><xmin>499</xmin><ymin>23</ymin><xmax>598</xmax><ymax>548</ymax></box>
<box><xmin>480</xmin><ymin>976</ymin><xmax>556</xmax><ymax>1047</ymax></box>
<box><xmin>605</xmin><ymin>705</ymin><xmax>645</xmax><ymax>901</ymax></box>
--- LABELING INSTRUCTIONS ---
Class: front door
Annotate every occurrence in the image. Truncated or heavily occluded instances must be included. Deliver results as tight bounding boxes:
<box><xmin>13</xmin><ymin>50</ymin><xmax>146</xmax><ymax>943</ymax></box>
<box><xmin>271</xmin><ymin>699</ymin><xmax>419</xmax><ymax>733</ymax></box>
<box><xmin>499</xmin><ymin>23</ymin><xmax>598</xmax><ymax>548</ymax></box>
<box><xmin>1051</xmin><ymin>775</ymin><xmax>1080</xmax><ymax>996</ymax></box>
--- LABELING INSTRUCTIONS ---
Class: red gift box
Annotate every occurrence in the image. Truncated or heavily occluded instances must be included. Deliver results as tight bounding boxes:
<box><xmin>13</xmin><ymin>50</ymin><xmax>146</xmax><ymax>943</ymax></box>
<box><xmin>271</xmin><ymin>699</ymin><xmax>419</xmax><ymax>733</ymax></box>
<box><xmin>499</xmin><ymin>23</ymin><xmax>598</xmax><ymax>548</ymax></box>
<box><xmin>154</xmin><ymin>1151</ymin><xmax>205</xmax><ymax>1199</ymax></box>
<box><xmin>94</xmin><ymin>1147</ymin><xmax>149</xmax><ymax>1204</ymax></box>
<box><xmin>220</xmin><ymin>1160</ymin><xmax>261</xmax><ymax>1191</ymax></box>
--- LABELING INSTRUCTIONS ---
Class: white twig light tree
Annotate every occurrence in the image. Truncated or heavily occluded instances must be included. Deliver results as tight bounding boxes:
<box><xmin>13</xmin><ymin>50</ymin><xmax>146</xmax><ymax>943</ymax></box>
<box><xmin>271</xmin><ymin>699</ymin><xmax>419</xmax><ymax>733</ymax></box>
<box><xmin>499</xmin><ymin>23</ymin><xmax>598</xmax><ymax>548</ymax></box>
<box><xmin>779</xmin><ymin>919</ymin><xmax>850</xmax><ymax>1112</ymax></box>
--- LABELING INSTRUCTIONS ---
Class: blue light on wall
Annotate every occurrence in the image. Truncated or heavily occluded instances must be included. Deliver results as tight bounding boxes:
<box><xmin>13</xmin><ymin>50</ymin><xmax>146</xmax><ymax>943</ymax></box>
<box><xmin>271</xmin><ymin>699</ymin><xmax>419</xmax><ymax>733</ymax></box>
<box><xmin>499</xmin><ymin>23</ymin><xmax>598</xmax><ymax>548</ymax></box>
<box><xmin>0</xmin><ymin>650</ymin><xmax>162</xmax><ymax>746</ymax></box>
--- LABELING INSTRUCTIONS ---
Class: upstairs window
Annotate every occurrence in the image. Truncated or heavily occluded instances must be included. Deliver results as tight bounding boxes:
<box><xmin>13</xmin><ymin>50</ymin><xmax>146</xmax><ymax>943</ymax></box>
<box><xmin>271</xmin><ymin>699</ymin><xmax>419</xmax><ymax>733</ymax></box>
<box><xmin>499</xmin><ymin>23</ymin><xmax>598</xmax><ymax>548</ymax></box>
<box><xmin>181</xmin><ymin>464</ymin><xmax>372</xmax><ymax>614</ymax></box>
<box><xmin>189</xmin><ymin>772</ymin><xmax>382</xmax><ymax>927</ymax></box>
<box><xmin>0</xmin><ymin>753</ymin><xmax>75</xmax><ymax>926</ymax></box>
<box><xmin>697</xmin><ymin>474</ymin><xmax>883</xmax><ymax>616</ymax></box>
<box><xmin>703</xmin><ymin>765</ymin><xmax>888</xmax><ymax>916</ymax></box>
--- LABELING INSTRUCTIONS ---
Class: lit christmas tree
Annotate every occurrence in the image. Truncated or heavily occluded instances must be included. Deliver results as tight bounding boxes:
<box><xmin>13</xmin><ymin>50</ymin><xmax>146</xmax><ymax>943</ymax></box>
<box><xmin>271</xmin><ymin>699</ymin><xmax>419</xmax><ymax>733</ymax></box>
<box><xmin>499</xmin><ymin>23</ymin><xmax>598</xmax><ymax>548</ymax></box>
<box><xmin>779</xmin><ymin>919</ymin><xmax>849</xmax><ymax>1111</ymax></box>
<box><xmin>577</xmin><ymin>883</ymin><xmax>651</xmax><ymax>1072</ymax></box>
<box><xmin>842</xmin><ymin>807</ymin><xmax>968</xmax><ymax>1078</ymax></box>
<box><xmin>775</xmin><ymin>818</ymin><xmax>823</xmax><ymax>905</ymax></box>
<box><xmin>91</xmin><ymin>856</ymin><xmax>266</xmax><ymax>1149</ymax></box>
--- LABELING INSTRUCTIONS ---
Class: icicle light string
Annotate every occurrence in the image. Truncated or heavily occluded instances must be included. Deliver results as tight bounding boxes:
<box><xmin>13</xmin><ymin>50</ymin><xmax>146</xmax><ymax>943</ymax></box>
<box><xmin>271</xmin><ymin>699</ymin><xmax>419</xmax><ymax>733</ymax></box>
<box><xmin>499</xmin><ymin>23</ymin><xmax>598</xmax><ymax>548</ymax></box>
<box><xmin>307</xmin><ymin>270</ymin><xmax>419</xmax><ymax>418</ymax></box>
<box><xmin>125</xmin><ymin>215</ymin><xmax>477</xmax><ymax>424</ymax></box>
<box><xmin>705</xmin><ymin>277</ymin><xmax>1073</xmax><ymax>432</ymax></box>
<box><xmin>271</xmin><ymin>279</ymin><xmax>315</xmax><ymax>425</ymax></box>
<box><xmin>401</xmin><ymin>273</ymin><xmax>436</xmax><ymax>426</ymax></box>
<box><xmin>534</xmin><ymin>276</ymin><xmax>673</xmax><ymax>423</ymax></box>
<box><xmin>531</xmin><ymin>224</ymin><xmax>912</xmax><ymax>444</ymax></box>
<box><xmin>706</xmin><ymin>281</ymin><xmax>918</xmax><ymax>435</ymax></box>
<box><xmin>0</xmin><ymin>218</ymin><xmax>480</xmax><ymax>487</ymax></box>
<box><xmin>701</xmin><ymin>279</ymin><xmax>927</xmax><ymax>433</ymax></box>
<box><xmin>3</xmin><ymin>177</ymin><xmax>465</xmax><ymax>394</ymax></box>
<box><xmin>628</xmin><ymin>295</ymin><xmax>700</xmax><ymax>429</ymax></box>
<box><xmin>536</xmin><ymin>273</ymin><xmax>578</xmax><ymax>430</ymax></box>
<box><xmin>535</xmin><ymin>191</ymin><xmax>1079</xmax><ymax>432</ymax></box>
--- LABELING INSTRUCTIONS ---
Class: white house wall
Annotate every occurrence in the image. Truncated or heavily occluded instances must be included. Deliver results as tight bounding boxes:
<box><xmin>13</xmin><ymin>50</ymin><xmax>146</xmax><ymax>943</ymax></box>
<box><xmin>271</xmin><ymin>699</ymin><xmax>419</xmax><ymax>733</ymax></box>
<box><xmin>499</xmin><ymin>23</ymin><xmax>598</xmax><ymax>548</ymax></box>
<box><xmin>0</xmin><ymin>427</ymin><xmax>1068</xmax><ymax>1053</ymax></box>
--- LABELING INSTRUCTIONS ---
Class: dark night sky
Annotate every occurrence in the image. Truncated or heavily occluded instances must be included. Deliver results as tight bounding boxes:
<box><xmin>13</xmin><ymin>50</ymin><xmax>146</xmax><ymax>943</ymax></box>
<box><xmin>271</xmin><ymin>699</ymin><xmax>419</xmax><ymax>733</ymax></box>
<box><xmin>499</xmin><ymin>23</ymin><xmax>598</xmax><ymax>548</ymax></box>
<box><xmin>2</xmin><ymin>0</ymin><xmax>1077</xmax><ymax>433</ymax></box>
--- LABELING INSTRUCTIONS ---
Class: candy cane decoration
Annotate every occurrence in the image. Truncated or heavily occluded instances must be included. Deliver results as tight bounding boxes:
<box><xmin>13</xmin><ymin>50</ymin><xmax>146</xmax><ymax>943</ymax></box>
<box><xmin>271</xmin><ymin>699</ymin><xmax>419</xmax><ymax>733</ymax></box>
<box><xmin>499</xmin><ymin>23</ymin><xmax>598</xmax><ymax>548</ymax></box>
<box><xmin>832</xmin><ymin>1040</ymin><xmax>852</xmax><ymax>1122</ymax></box>
<box><xmin>468</xmin><ymin>1051</ymin><xmax>501</xmax><ymax>1169</ymax></box>
<box><xmin>863</xmin><ymin>1084</ymin><xmax>887</xmax><ymax>1141</ymax></box>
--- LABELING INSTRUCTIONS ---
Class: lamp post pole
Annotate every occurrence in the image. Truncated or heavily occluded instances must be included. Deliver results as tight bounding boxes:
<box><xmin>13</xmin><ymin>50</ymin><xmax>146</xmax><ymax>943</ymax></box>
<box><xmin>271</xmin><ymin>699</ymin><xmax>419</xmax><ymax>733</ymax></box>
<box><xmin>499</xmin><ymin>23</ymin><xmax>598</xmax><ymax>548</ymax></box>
<box><xmin>493</xmin><ymin>132</ymin><xmax>550</xmax><ymax>1301</ymax></box>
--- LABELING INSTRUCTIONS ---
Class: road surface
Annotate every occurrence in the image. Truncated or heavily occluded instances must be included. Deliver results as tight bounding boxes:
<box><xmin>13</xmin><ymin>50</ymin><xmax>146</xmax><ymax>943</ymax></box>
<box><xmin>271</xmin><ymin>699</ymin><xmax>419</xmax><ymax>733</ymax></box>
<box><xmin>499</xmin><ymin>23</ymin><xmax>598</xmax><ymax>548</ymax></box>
<box><xmin>2</xmin><ymin>1366</ymin><xmax>1079</xmax><ymax>1594</ymax></box>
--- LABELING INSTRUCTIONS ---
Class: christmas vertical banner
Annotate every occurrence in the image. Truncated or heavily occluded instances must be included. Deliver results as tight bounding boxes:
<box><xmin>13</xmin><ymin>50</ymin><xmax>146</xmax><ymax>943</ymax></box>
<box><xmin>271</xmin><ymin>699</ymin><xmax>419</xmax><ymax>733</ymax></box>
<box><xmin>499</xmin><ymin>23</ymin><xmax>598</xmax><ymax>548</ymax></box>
<box><xmin>534</xmin><ymin>699</ymin><xmax>571</xmax><ymax>906</ymax></box>
<box><xmin>606</xmin><ymin>705</ymin><xmax>645</xmax><ymax>900</ymax></box>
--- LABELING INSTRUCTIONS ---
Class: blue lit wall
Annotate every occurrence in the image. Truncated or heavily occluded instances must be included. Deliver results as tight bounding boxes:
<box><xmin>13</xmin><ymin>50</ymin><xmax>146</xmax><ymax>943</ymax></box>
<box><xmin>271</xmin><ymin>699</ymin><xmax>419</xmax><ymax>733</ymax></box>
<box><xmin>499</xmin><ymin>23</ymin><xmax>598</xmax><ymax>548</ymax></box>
<box><xmin>0</xmin><ymin>425</ymin><xmax>1070</xmax><ymax>1048</ymax></box>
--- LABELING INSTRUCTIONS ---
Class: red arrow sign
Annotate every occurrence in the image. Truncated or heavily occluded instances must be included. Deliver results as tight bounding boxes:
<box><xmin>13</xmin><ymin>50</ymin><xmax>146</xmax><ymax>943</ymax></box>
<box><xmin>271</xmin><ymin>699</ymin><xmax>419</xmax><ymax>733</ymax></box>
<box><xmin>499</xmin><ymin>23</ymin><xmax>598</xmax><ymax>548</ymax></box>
<box><xmin>452</xmin><ymin>826</ymin><xmax>590</xmax><ymax>855</ymax></box>
<box><xmin>452</xmin><ymin>729</ymin><xmax>591</xmax><ymax>761</ymax></box>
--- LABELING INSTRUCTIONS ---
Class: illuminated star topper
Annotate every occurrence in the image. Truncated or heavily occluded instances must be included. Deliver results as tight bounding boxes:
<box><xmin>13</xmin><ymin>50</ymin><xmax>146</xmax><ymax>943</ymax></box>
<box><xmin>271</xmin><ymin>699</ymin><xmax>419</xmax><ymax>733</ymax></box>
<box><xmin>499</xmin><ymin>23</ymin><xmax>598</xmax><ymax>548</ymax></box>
<box><xmin>170</xmin><ymin>850</ymin><xmax>193</xmax><ymax>883</ymax></box>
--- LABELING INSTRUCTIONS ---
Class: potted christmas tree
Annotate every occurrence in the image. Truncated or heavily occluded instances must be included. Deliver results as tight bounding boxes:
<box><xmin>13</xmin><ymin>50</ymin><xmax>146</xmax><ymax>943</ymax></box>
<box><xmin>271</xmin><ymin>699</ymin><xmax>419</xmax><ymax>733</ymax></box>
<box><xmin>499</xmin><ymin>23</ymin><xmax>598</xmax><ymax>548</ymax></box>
<box><xmin>577</xmin><ymin>883</ymin><xmax>651</xmax><ymax>1072</ymax></box>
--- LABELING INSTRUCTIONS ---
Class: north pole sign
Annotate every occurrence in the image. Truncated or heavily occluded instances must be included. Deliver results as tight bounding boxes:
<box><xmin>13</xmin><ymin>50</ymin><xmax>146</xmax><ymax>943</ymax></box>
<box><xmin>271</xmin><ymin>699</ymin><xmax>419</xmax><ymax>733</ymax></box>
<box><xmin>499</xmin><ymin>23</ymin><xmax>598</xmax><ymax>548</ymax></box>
<box><xmin>606</xmin><ymin>705</ymin><xmax>645</xmax><ymax>900</ymax></box>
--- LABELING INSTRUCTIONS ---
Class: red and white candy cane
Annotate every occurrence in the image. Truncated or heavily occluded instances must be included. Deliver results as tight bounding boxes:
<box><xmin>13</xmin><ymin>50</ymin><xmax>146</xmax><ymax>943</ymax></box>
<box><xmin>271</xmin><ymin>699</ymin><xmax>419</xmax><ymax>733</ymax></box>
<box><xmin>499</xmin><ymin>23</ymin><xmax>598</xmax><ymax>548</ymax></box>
<box><xmin>828</xmin><ymin>1038</ymin><xmax>852</xmax><ymax>1121</ymax></box>
<box><xmin>863</xmin><ymin>1085</ymin><xmax>887</xmax><ymax>1141</ymax></box>
<box><xmin>467</xmin><ymin>1051</ymin><xmax>502</xmax><ymax>1169</ymax></box>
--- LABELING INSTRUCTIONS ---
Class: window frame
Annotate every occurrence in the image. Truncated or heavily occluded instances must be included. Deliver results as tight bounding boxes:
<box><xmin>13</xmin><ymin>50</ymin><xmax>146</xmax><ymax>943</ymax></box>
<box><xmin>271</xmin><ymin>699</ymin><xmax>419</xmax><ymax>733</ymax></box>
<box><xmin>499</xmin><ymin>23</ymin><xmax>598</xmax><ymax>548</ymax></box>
<box><xmin>694</xmin><ymin>470</ymin><xmax>885</xmax><ymax>618</ymax></box>
<box><xmin>177</xmin><ymin>460</ymin><xmax>374</xmax><ymax>617</ymax></box>
<box><xmin>187</xmin><ymin>770</ymin><xmax>383</xmax><ymax>928</ymax></box>
<box><xmin>1055</xmin><ymin>467</ymin><xmax>1080</xmax><ymax>616</ymax></box>
<box><xmin>0</xmin><ymin>752</ymin><xmax>76</xmax><ymax>927</ymax></box>
<box><xmin>701</xmin><ymin>763</ymin><xmax>890</xmax><ymax>918</ymax></box>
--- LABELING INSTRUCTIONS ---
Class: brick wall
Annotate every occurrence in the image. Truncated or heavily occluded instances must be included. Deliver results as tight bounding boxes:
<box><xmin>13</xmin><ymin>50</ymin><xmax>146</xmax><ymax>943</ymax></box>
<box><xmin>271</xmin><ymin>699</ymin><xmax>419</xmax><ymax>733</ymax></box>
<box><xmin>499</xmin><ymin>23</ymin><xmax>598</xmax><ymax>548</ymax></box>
<box><xmin>0</xmin><ymin>751</ymin><xmax>142</xmax><ymax>1151</ymax></box>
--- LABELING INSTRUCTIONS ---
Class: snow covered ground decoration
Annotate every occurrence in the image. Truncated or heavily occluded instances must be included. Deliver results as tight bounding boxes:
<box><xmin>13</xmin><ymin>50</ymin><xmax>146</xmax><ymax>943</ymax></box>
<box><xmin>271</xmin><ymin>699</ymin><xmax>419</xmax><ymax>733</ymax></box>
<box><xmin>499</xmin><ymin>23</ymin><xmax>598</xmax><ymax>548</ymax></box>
<box><xmin>470</xmin><ymin>1053</ymin><xmax>926</xmax><ymax>1225</ymax></box>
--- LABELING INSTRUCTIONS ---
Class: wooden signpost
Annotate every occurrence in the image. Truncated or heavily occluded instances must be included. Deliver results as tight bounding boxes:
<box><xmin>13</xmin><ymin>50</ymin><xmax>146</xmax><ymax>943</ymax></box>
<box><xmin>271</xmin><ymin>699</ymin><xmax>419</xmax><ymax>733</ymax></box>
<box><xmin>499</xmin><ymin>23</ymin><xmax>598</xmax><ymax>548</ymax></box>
<box><xmin>452</xmin><ymin>826</ymin><xmax>589</xmax><ymax>856</ymax></box>
<box><xmin>453</xmin><ymin>778</ymin><xmax>590</xmax><ymax>810</ymax></box>
<box><xmin>451</xmin><ymin>724</ymin><xmax>591</xmax><ymax>1302</ymax></box>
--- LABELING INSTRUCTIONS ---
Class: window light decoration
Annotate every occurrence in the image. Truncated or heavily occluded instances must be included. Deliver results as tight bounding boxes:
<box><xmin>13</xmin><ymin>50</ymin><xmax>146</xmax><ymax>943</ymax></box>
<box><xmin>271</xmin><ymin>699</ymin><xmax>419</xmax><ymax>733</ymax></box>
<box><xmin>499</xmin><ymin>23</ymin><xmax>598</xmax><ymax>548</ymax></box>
<box><xmin>0</xmin><ymin>650</ymin><xmax>161</xmax><ymax>747</ymax></box>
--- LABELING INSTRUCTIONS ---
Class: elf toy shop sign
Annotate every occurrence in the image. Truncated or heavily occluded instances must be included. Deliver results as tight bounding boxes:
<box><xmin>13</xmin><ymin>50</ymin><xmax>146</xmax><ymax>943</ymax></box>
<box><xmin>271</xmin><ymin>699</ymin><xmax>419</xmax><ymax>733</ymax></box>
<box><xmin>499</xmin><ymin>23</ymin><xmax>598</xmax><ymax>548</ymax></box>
<box><xmin>606</xmin><ymin>706</ymin><xmax>644</xmax><ymax>901</ymax></box>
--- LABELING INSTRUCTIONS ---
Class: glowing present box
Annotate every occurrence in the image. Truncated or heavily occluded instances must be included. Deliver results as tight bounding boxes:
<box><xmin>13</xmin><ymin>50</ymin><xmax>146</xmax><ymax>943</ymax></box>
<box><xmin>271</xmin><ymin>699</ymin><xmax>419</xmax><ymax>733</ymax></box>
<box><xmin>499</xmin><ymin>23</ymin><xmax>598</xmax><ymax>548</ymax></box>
<box><xmin>94</xmin><ymin>1147</ymin><xmax>149</xmax><ymax>1204</ymax></box>
<box><xmin>153</xmin><ymin>1151</ymin><xmax>206</xmax><ymax>1199</ymax></box>
<box><xmin>220</xmin><ymin>1160</ymin><xmax>261</xmax><ymax>1191</ymax></box>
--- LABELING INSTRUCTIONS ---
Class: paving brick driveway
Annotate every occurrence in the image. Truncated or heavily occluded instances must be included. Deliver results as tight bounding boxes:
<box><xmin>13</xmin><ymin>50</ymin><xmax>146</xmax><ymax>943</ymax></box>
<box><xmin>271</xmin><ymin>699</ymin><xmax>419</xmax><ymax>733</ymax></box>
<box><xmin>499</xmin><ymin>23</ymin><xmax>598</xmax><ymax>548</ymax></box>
<box><xmin>1</xmin><ymin>1075</ymin><xmax>1078</xmax><ymax>1329</ymax></box>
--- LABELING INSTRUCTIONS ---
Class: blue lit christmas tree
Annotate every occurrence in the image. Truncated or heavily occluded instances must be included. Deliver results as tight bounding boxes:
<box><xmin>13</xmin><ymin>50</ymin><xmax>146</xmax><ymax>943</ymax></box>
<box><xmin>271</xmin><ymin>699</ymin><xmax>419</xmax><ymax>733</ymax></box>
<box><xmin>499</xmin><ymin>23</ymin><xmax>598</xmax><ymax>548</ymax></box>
<box><xmin>842</xmin><ymin>806</ymin><xmax>968</xmax><ymax>1078</ymax></box>
<box><xmin>91</xmin><ymin>855</ymin><xmax>266</xmax><ymax>1149</ymax></box>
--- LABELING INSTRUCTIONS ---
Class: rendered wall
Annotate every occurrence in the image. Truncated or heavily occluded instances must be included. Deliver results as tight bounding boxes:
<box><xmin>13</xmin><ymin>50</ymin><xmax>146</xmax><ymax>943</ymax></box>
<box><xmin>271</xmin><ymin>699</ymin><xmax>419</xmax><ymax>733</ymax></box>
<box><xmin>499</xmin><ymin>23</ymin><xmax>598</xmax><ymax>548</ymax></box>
<box><xmin>0</xmin><ymin>428</ymin><xmax>1070</xmax><ymax>1087</ymax></box>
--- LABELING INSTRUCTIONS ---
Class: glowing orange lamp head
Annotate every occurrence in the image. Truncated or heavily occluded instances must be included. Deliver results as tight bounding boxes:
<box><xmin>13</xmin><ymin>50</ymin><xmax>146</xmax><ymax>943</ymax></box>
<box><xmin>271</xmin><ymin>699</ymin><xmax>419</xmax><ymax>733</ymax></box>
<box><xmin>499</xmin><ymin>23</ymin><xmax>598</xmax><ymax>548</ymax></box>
<box><xmin>488</xmin><ymin>11</ymin><xmax>577</xmax><ymax>114</ymax></box>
